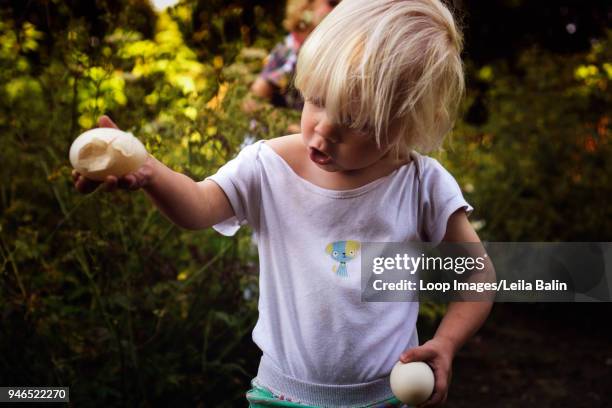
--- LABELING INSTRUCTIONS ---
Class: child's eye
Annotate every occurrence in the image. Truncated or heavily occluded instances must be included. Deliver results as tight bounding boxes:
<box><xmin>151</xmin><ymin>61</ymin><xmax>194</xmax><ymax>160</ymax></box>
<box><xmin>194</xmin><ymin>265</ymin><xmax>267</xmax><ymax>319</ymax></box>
<box><xmin>355</xmin><ymin>125</ymin><xmax>372</xmax><ymax>134</ymax></box>
<box><xmin>342</xmin><ymin>117</ymin><xmax>371</xmax><ymax>134</ymax></box>
<box><xmin>338</xmin><ymin>113</ymin><xmax>367</xmax><ymax>130</ymax></box>
<box><xmin>308</xmin><ymin>97</ymin><xmax>325</xmax><ymax>108</ymax></box>
<box><xmin>339</xmin><ymin>114</ymin><xmax>356</xmax><ymax>128</ymax></box>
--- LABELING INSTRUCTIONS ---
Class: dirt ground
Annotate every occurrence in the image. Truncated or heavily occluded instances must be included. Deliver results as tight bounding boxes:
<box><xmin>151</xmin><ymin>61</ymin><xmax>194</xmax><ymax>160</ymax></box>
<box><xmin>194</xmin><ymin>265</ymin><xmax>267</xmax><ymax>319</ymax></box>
<box><xmin>446</xmin><ymin>303</ymin><xmax>612</xmax><ymax>408</ymax></box>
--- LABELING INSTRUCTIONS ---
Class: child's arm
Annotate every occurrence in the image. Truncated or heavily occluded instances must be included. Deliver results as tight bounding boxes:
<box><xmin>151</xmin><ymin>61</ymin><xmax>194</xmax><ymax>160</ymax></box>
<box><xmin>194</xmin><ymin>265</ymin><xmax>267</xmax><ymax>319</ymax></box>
<box><xmin>400</xmin><ymin>210</ymin><xmax>493</xmax><ymax>407</ymax></box>
<box><xmin>73</xmin><ymin>116</ymin><xmax>235</xmax><ymax>230</ymax></box>
<box><xmin>429</xmin><ymin>209</ymin><xmax>493</xmax><ymax>355</ymax></box>
<box><xmin>142</xmin><ymin>158</ymin><xmax>234</xmax><ymax>230</ymax></box>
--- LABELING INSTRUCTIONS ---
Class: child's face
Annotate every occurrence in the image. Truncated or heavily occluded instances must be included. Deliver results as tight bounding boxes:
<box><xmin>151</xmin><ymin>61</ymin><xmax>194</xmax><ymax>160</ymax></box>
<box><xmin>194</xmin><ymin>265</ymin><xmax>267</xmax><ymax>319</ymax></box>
<box><xmin>312</xmin><ymin>0</ymin><xmax>339</xmax><ymax>26</ymax></box>
<box><xmin>301</xmin><ymin>98</ymin><xmax>392</xmax><ymax>173</ymax></box>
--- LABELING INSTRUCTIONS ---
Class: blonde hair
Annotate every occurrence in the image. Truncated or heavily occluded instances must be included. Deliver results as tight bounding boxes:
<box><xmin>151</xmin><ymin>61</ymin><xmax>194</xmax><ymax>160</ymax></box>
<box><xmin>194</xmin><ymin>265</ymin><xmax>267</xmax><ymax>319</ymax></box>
<box><xmin>294</xmin><ymin>0</ymin><xmax>465</xmax><ymax>154</ymax></box>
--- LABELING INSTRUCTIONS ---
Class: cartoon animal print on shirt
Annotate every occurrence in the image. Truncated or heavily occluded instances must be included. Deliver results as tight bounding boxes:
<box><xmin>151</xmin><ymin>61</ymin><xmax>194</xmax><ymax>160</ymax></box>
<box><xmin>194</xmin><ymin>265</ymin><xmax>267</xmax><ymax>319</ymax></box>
<box><xmin>325</xmin><ymin>241</ymin><xmax>361</xmax><ymax>277</ymax></box>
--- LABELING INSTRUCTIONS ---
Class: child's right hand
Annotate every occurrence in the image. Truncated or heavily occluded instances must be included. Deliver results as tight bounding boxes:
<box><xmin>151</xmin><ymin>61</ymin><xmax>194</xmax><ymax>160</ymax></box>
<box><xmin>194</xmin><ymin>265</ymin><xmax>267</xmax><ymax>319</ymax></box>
<box><xmin>72</xmin><ymin>115</ymin><xmax>156</xmax><ymax>194</ymax></box>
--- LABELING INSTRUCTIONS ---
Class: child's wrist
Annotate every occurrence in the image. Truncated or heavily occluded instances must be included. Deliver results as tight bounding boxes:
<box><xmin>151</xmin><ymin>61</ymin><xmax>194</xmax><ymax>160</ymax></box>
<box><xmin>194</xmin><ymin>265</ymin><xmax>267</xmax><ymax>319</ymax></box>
<box><xmin>430</xmin><ymin>335</ymin><xmax>458</xmax><ymax>357</ymax></box>
<box><xmin>142</xmin><ymin>154</ymin><xmax>162</xmax><ymax>190</ymax></box>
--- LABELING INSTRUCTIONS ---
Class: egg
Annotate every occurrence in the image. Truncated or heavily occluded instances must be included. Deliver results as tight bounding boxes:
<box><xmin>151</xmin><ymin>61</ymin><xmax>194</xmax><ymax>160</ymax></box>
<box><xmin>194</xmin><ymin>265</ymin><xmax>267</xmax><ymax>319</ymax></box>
<box><xmin>390</xmin><ymin>361</ymin><xmax>435</xmax><ymax>405</ymax></box>
<box><xmin>69</xmin><ymin>128</ymin><xmax>148</xmax><ymax>181</ymax></box>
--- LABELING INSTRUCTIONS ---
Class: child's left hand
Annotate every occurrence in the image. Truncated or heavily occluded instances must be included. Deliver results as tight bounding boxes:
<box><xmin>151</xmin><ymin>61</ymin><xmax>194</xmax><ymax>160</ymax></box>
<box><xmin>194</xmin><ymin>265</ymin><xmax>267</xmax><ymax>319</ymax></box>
<box><xmin>399</xmin><ymin>337</ymin><xmax>455</xmax><ymax>407</ymax></box>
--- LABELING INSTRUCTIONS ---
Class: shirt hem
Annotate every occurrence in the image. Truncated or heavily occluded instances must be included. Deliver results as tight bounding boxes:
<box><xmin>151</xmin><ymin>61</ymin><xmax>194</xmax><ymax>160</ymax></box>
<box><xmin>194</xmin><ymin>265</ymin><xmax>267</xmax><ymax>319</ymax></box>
<box><xmin>254</xmin><ymin>354</ymin><xmax>395</xmax><ymax>407</ymax></box>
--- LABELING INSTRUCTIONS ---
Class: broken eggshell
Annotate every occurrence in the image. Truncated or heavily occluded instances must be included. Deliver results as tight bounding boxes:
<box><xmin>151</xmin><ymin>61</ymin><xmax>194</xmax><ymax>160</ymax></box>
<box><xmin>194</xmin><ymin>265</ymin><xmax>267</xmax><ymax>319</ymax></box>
<box><xmin>69</xmin><ymin>128</ymin><xmax>148</xmax><ymax>181</ymax></box>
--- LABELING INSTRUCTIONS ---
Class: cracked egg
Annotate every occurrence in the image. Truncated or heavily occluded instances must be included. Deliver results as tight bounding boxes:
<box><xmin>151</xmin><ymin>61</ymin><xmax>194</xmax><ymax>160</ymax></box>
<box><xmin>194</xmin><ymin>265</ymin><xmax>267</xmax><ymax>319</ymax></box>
<box><xmin>69</xmin><ymin>128</ymin><xmax>148</xmax><ymax>181</ymax></box>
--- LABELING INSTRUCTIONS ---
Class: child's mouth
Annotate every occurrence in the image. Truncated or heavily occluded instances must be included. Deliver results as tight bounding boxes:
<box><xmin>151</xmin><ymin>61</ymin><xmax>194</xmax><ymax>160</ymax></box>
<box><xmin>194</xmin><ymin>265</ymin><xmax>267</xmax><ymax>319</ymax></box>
<box><xmin>309</xmin><ymin>147</ymin><xmax>333</xmax><ymax>165</ymax></box>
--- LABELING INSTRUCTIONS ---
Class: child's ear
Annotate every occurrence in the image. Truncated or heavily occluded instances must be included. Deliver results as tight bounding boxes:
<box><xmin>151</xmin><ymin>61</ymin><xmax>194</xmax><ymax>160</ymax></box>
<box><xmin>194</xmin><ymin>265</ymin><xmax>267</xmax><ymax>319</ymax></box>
<box><xmin>326</xmin><ymin>243</ymin><xmax>333</xmax><ymax>254</ymax></box>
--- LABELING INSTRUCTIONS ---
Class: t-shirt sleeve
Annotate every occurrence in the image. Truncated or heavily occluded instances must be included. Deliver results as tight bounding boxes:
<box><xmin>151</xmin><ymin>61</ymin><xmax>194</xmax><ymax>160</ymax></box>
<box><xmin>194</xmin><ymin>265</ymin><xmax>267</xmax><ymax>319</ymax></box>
<box><xmin>420</xmin><ymin>157</ymin><xmax>474</xmax><ymax>245</ymax></box>
<box><xmin>201</xmin><ymin>141</ymin><xmax>263</xmax><ymax>236</ymax></box>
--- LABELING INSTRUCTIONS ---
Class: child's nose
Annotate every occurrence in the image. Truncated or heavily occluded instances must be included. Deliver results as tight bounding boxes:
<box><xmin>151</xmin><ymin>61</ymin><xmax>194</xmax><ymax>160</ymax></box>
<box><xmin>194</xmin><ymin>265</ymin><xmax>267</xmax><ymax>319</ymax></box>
<box><xmin>314</xmin><ymin>115</ymin><xmax>339</xmax><ymax>143</ymax></box>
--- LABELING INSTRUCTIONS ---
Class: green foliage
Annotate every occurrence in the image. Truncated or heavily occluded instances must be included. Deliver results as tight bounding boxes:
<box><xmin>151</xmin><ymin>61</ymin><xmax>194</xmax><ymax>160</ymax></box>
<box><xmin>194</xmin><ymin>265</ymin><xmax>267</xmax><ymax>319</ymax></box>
<box><xmin>173</xmin><ymin>0</ymin><xmax>285</xmax><ymax>62</ymax></box>
<box><xmin>1</xmin><ymin>1</ymin><xmax>611</xmax><ymax>405</ymax></box>
<box><xmin>438</xmin><ymin>30</ymin><xmax>612</xmax><ymax>241</ymax></box>
<box><xmin>0</xmin><ymin>5</ymin><xmax>276</xmax><ymax>405</ymax></box>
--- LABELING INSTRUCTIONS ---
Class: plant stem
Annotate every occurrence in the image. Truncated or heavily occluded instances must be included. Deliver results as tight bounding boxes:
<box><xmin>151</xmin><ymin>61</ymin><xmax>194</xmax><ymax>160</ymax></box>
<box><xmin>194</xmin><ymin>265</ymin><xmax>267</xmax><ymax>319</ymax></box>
<box><xmin>0</xmin><ymin>234</ymin><xmax>27</xmax><ymax>300</ymax></box>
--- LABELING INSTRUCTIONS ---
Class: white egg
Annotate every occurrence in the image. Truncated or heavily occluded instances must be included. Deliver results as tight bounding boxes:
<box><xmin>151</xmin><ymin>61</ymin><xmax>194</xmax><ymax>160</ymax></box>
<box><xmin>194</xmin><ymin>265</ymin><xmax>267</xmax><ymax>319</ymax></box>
<box><xmin>390</xmin><ymin>361</ymin><xmax>435</xmax><ymax>405</ymax></box>
<box><xmin>69</xmin><ymin>128</ymin><xmax>148</xmax><ymax>181</ymax></box>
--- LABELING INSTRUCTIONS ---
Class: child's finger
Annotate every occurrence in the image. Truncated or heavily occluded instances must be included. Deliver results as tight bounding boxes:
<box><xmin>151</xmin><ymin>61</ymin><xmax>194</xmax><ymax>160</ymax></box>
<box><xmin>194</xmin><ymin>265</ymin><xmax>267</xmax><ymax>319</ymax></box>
<box><xmin>127</xmin><ymin>176</ymin><xmax>142</xmax><ymax>191</ymax></box>
<box><xmin>98</xmin><ymin>115</ymin><xmax>119</xmax><ymax>129</ymax></box>
<box><xmin>400</xmin><ymin>347</ymin><xmax>435</xmax><ymax>363</ymax></box>
<box><xmin>75</xmin><ymin>175</ymin><xmax>101</xmax><ymax>194</ymax></box>
<box><xmin>102</xmin><ymin>175</ymin><xmax>118</xmax><ymax>192</ymax></box>
<box><xmin>419</xmin><ymin>389</ymin><xmax>446</xmax><ymax>407</ymax></box>
<box><xmin>117</xmin><ymin>174</ymin><xmax>137</xmax><ymax>190</ymax></box>
<box><xmin>420</xmin><ymin>365</ymin><xmax>450</xmax><ymax>407</ymax></box>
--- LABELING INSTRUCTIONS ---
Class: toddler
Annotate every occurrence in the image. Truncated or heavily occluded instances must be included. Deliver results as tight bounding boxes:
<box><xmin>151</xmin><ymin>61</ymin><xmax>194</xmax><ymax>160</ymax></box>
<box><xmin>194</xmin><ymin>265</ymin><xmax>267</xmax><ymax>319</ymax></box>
<box><xmin>74</xmin><ymin>0</ymin><xmax>492</xmax><ymax>406</ymax></box>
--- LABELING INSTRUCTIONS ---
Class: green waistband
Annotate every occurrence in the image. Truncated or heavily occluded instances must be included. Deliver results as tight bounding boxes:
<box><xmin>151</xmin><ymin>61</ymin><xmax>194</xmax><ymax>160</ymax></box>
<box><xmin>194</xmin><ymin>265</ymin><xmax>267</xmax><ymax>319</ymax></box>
<box><xmin>246</xmin><ymin>382</ymin><xmax>405</xmax><ymax>408</ymax></box>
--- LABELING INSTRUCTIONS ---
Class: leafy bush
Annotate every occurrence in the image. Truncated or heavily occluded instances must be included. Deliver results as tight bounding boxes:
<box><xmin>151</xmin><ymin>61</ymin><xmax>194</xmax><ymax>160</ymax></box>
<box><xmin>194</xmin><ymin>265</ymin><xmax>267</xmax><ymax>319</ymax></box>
<box><xmin>1</xmin><ymin>1</ymin><xmax>610</xmax><ymax>405</ymax></box>
<box><xmin>439</xmin><ymin>30</ymin><xmax>612</xmax><ymax>241</ymax></box>
<box><xmin>0</xmin><ymin>6</ymin><xmax>279</xmax><ymax>405</ymax></box>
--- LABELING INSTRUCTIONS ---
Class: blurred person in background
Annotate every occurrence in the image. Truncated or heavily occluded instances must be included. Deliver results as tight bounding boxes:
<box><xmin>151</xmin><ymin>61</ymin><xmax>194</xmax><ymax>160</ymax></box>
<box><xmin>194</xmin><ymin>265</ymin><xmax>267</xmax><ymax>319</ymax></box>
<box><xmin>244</xmin><ymin>0</ymin><xmax>340</xmax><ymax>134</ymax></box>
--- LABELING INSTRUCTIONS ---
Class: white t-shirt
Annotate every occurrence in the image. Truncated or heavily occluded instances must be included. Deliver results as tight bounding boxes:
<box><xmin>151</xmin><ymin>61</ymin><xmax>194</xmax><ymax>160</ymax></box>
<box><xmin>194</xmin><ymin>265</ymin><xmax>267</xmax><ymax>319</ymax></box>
<box><xmin>203</xmin><ymin>140</ymin><xmax>472</xmax><ymax>406</ymax></box>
